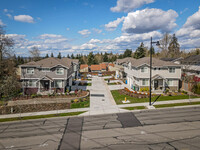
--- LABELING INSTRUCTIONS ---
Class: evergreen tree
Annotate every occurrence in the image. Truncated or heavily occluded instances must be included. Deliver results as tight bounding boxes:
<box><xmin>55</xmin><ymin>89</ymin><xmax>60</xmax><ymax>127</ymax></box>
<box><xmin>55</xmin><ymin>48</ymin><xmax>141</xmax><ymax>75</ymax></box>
<box><xmin>103</xmin><ymin>52</ymin><xmax>108</xmax><ymax>62</ymax></box>
<box><xmin>71</xmin><ymin>54</ymin><xmax>74</xmax><ymax>59</ymax></box>
<box><xmin>45</xmin><ymin>54</ymin><xmax>49</xmax><ymax>58</ymax></box>
<box><xmin>67</xmin><ymin>54</ymin><xmax>70</xmax><ymax>58</ymax></box>
<box><xmin>51</xmin><ymin>52</ymin><xmax>54</xmax><ymax>57</ymax></box>
<box><xmin>87</xmin><ymin>52</ymin><xmax>95</xmax><ymax>65</ymax></box>
<box><xmin>168</xmin><ymin>34</ymin><xmax>180</xmax><ymax>58</ymax></box>
<box><xmin>57</xmin><ymin>52</ymin><xmax>61</xmax><ymax>59</ymax></box>
<box><xmin>134</xmin><ymin>42</ymin><xmax>146</xmax><ymax>59</ymax></box>
<box><xmin>123</xmin><ymin>49</ymin><xmax>132</xmax><ymax>58</ymax></box>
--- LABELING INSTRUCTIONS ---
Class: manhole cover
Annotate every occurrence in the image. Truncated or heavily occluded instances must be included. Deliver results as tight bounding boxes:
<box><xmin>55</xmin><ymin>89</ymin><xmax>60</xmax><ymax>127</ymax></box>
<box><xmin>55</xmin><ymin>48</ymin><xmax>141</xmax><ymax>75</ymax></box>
<box><xmin>90</xmin><ymin>94</ymin><xmax>105</xmax><ymax>97</ymax></box>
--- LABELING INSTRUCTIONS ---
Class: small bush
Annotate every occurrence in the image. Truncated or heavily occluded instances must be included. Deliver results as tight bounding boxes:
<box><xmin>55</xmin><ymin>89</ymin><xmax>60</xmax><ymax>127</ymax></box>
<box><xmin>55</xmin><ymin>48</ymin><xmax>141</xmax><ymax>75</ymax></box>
<box><xmin>31</xmin><ymin>94</ymin><xmax>37</xmax><ymax>98</ymax></box>
<box><xmin>71</xmin><ymin>100</ymin><xmax>74</xmax><ymax>103</ymax></box>
<box><xmin>74</xmin><ymin>99</ymin><xmax>79</xmax><ymax>103</ymax></box>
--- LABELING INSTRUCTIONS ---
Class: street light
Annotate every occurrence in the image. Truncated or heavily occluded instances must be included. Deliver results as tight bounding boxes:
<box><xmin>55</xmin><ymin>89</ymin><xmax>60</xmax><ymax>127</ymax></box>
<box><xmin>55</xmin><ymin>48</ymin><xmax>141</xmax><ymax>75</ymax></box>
<box><xmin>149</xmin><ymin>37</ymin><xmax>160</xmax><ymax>106</ymax></box>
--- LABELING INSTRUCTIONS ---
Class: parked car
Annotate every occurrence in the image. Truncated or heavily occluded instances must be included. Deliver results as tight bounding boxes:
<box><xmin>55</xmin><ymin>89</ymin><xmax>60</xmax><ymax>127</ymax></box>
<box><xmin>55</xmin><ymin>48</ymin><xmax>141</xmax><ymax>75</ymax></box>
<box><xmin>87</xmin><ymin>74</ymin><xmax>92</xmax><ymax>78</ymax></box>
<box><xmin>98</xmin><ymin>72</ymin><xmax>102</xmax><ymax>77</ymax></box>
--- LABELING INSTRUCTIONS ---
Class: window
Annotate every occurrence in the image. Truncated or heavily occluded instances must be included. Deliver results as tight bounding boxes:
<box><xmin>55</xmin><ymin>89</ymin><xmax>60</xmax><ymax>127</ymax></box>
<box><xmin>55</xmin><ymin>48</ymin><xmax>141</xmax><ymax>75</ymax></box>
<box><xmin>167</xmin><ymin>79</ymin><xmax>173</xmax><ymax>86</ymax></box>
<box><xmin>41</xmin><ymin>68</ymin><xmax>50</xmax><ymax>72</ymax></box>
<box><xmin>141</xmin><ymin>67</ymin><xmax>148</xmax><ymax>73</ymax></box>
<box><xmin>169</xmin><ymin>68</ymin><xmax>175</xmax><ymax>73</ymax></box>
<box><xmin>28</xmin><ymin>80</ymin><xmax>36</xmax><ymax>87</ymax></box>
<box><xmin>27</xmin><ymin>68</ymin><xmax>34</xmax><ymax>74</ymax></box>
<box><xmin>142</xmin><ymin>79</ymin><xmax>148</xmax><ymax>86</ymax></box>
<box><xmin>55</xmin><ymin>80</ymin><xmax>62</xmax><ymax>88</ymax></box>
<box><xmin>56</xmin><ymin>68</ymin><xmax>64</xmax><ymax>75</ymax></box>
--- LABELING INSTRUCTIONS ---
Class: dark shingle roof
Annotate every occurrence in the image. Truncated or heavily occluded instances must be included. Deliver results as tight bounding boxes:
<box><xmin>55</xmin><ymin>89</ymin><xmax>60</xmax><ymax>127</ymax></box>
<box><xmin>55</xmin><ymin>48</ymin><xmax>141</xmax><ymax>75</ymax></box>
<box><xmin>130</xmin><ymin>57</ymin><xmax>180</xmax><ymax>67</ymax></box>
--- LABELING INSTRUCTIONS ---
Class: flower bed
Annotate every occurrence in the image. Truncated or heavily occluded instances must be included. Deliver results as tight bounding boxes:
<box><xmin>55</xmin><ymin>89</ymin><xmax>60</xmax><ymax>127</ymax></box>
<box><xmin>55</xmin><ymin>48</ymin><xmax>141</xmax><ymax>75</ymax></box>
<box><xmin>119</xmin><ymin>88</ymin><xmax>150</xmax><ymax>98</ymax></box>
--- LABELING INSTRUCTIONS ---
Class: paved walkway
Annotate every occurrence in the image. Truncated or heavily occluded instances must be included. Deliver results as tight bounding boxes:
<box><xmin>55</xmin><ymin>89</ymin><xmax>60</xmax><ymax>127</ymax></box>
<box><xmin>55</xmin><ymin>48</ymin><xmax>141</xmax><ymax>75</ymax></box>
<box><xmin>81</xmin><ymin>76</ymin><xmax>128</xmax><ymax>116</ymax></box>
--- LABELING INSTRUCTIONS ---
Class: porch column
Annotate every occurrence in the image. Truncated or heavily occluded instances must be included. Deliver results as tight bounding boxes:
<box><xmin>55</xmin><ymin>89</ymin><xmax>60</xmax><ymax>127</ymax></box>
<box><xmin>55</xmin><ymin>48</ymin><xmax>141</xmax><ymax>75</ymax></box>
<box><xmin>49</xmin><ymin>80</ymin><xmax>51</xmax><ymax>93</ymax></box>
<box><xmin>38</xmin><ymin>81</ymin><xmax>40</xmax><ymax>92</ymax></box>
<box><xmin>163</xmin><ymin>79</ymin><xmax>165</xmax><ymax>91</ymax></box>
<box><xmin>152</xmin><ymin>80</ymin><xmax>155</xmax><ymax>91</ymax></box>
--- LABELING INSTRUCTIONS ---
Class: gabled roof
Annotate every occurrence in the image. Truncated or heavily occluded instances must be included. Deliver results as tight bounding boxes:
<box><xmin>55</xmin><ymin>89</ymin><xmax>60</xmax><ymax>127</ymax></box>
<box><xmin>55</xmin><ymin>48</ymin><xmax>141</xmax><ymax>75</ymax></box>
<box><xmin>80</xmin><ymin>64</ymin><xmax>88</xmax><ymax>69</ymax></box>
<box><xmin>181</xmin><ymin>55</ymin><xmax>200</xmax><ymax>65</ymax></box>
<box><xmin>91</xmin><ymin>65</ymin><xmax>101</xmax><ymax>71</ymax></box>
<box><xmin>20</xmin><ymin>57</ymin><xmax>74</xmax><ymax>68</ymax></box>
<box><xmin>130</xmin><ymin>57</ymin><xmax>180</xmax><ymax>68</ymax></box>
<box><xmin>116</xmin><ymin>57</ymin><xmax>136</xmax><ymax>65</ymax></box>
<box><xmin>108</xmin><ymin>63</ymin><xmax>114</xmax><ymax>67</ymax></box>
<box><xmin>100</xmin><ymin>63</ymin><xmax>107</xmax><ymax>70</ymax></box>
<box><xmin>152</xmin><ymin>74</ymin><xmax>165</xmax><ymax>80</ymax></box>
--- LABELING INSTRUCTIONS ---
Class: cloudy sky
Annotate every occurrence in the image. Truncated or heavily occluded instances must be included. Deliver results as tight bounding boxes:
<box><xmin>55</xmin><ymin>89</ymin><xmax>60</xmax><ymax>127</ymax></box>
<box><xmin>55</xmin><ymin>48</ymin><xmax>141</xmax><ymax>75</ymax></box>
<box><xmin>0</xmin><ymin>0</ymin><xmax>200</xmax><ymax>56</ymax></box>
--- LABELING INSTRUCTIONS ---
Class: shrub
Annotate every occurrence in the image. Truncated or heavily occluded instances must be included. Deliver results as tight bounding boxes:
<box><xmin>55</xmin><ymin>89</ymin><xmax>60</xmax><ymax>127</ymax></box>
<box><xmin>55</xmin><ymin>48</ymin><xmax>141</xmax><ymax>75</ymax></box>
<box><xmin>192</xmin><ymin>83</ymin><xmax>200</xmax><ymax>95</ymax></box>
<box><xmin>37</xmin><ymin>94</ymin><xmax>42</xmax><ymax>97</ymax></box>
<box><xmin>74</xmin><ymin>99</ymin><xmax>79</xmax><ymax>103</ymax></box>
<box><xmin>71</xmin><ymin>100</ymin><xmax>74</xmax><ymax>103</ymax></box>
<box><xmin>31</xmin><ymin>94</ymin><xmax>37</xmax><ymax>98</ymax></box>
<box><xmin>48</xmin><ymin>93</ymin><xmax>51</xmax><ymax>97</ymax></box>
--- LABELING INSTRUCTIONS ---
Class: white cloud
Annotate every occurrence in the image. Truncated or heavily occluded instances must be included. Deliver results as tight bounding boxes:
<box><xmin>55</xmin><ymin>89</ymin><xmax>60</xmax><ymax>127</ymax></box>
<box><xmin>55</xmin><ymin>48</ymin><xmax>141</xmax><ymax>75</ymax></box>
<box><xmin>78</xmin><ymin>29</ymin><xmax>91</xmax><ymax>37</ymax></box>
<box><xmin>38</xmin><ymin>34</ymin><xmax>63</xmax><ymax>39</ymax></box>
<box><xmin>122</xmin><ymin>8</ymin><xmax>178</xmax><ymax>33</ymax></box>
<box><xmin>0</xmin><ymin>19</ymin><xmax>5</xmax><ymax>26</ymax></box>
<box><xmin>111</xmin><ymin>0</ymin><xmax>155</xmax><ymax>12</ymax></box>
<box><xmin>88</xmin><ymin>39</ymin><xmax>101</xmax><ymax>44</ymax></box>
<box><xmin>92</xmin><ymin>28</ymin><xmax>102</xmax><ymax>34</ymax></box>
<box><xmin>3</xmin><ymin>9</ymin><xmax>8</xmax><ymax>13</ymax></box>
<box><xmin>176</xmin><ymin>7</ymin><xmax>200</xmax><ymax>49</ymax></box>
<box><xmin>105</xmin><ymin>17</ymin><xmax>125</xmax><ymax>31</ymax></box>
<box><xmin>44</xmin><ymin>38</ymin><xmax>68</xmax><ymax>44</ymax></box>
<box><xmin>14</xmin><ymin>15</ymin><xmax>34</xmax><ymax>23</ymax></box>
<box><xmin>79</xmin><ymin>43</ymin><xmax>97</xmax><ymax>50</ymax></box>
<box><xmin>66</xmin><ymin>28</ymin><xmax>70</xmax><ymax>31</ymax></box>
<box><xmin>6</xmin><ymin>14</ymin><xmax>12</xmax><ymax>19</ymax></box>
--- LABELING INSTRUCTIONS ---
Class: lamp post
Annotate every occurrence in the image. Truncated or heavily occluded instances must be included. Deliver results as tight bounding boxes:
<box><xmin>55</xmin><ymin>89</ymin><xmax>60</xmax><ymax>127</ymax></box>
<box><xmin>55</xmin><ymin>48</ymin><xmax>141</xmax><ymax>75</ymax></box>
<box><xmin>149</xmin><ymin>37</ymin><xmax>160</xmax><ymax>106</ymax></box>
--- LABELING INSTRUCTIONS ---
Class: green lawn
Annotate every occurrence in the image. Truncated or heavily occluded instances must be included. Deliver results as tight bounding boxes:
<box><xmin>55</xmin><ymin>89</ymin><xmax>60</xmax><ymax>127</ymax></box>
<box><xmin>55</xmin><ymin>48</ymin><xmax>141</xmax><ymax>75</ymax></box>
<box><xmin>71</xmin><ymin>100</ymin><xmax>90</xmax><ymax>108</ymax></box>
<box><xmin>154</xmin><ymin>101</ymin><xmax>200</xmax><ymax>108</ymax></box>
<box><xmin>122</xmin><ymin>106</ymin><xmax>146</xmax><ymax>110</ymax></box>
<box><xmin>0</xmin><ymin>111</ymin><xmax>86</xmax><ymax>123</ymax></box>
<box><xmin>111</xmin><ymin>90</ymin><xmax>200</xmax><ymax>104</ymax></box>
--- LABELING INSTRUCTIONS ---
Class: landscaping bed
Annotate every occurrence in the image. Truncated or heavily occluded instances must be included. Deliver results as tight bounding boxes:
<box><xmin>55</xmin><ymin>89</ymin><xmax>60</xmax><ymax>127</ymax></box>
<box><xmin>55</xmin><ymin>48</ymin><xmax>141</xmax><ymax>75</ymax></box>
<box><xmin>111</xmin><ymin>89</ymin><xmax>200</xmax><ymax>104</ymax></box>
<box><xmin>78</xmin><ymin>82</ymin><xmax>92</xmax><ymax>86</ymax></box>
<box><xmin>107</xmin><ymin>82</ymin><xmax>122</xmax><ymax>85</ymax></box>
<box><xmin>0</xmin><ymin>91</ymin><xmax>90</xmax><ymax>115</ymax></box>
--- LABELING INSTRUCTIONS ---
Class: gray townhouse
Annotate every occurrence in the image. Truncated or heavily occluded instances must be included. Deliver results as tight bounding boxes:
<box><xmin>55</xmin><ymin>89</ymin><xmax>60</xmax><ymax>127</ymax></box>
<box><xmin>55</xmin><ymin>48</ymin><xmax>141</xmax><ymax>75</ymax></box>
<box><xmin>124</xmin><ymin>57</ymin><xmax>182</xmax><ymax>92</ymax></box>
<box><xmin>20</xmin><ymin>57</ymin><xmax>79</xmax><ymax>95</ymax></box>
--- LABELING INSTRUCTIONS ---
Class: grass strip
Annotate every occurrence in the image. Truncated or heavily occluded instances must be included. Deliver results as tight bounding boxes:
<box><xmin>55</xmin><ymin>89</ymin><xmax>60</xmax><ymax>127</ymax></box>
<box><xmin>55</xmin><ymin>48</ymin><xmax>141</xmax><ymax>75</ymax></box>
<box><xmin>154</xmin><ymin>101</ymin><xmax>200</xmax><ymax>108</ymax></box>
<box><xmin>0</xmin><ymin>111</ymin><xmax>86</xmax><ymax>123</ymax></box>
<box><xmin>111</xmin><ymin>90</ymin><xmax>200</xmax><ymax>104</ymax></box>
<box><xmin>122</xmin><ymin>106</ymin><xmax>146</xmax><ymax>110</ymax></box>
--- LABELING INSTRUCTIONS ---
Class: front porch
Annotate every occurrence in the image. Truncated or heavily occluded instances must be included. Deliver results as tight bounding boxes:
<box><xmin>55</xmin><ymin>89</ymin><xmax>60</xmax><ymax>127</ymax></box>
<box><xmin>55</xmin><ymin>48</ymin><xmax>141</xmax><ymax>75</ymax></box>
<box><xmin>152</xmin><ymin>74</ymin><xmax>166</xmax><ymax>91</ymax></box>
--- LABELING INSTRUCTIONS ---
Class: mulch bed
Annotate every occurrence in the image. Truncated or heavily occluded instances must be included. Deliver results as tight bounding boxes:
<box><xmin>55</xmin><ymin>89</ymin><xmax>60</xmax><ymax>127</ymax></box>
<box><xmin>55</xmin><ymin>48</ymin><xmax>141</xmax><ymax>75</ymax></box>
<box><xmin>118</xmin><ymin>89</ymin><xmax>149</xmax><ymax>98</ymax></box>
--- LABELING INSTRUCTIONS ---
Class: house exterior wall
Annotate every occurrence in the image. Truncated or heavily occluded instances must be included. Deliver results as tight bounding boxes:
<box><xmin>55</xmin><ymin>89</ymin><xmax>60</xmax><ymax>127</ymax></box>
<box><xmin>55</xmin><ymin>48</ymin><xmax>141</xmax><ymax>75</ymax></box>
<box><xmin>80</xmin><ymin>67</ymin><xmax>88</xmax><ymax>72</ymax></box>
<box><xmin>125</xmin><ymin>62</ymin><xmax>181</xmax><ymax>92</ymax></box>
<box><xmin>21</xmin><ymin>65</ymin><xmax>68</xmax><ymax>80</ymax></box>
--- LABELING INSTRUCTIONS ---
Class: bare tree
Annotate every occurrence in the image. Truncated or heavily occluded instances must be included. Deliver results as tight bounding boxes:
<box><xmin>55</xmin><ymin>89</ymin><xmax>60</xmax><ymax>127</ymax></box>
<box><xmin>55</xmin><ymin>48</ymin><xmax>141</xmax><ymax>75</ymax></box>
<box><xmin>29</xmin><ymin>46</ymin><xmax>40</xmax><ymax>61</ymax></box>
<box><xmin>0</xmin><ymin>26</ymin><xmax>14</xmax><ymax>62</ymax></box>
<box><xmin>159</xmin><ymin>33</ymin><xmax>172</xmax><ymax>58</ymax></box>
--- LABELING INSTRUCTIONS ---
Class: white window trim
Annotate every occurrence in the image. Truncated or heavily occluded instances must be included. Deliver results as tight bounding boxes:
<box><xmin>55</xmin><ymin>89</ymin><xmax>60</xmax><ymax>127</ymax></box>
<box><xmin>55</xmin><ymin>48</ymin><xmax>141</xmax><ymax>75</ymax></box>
<box><xmin>26</xmin><ymin>68</ymin><xmax>34</xmax><ymax>74</ymax></box>
<box><xmin>142</xmin><ymin>79</ymin><xmax>149</xmax><ymax>86</ymax></box>
<box><xmin>169</xmin><ymin>68</ymin><xmax>175</xmax><ymax>73</ymax></box>
<box><xmin>167</xmin><ymin>79</ymin><xmax>173</xmax><ymax>86</ymax></box>
<box><xmin>55</xmin><ymin>80</ymin><xmax>63</xmax><ymax>88</ymax></box>
<box><xmin>56</xmin><ymin>68</ymin><xmax>64</xmax><ymax>75</ymax></box>
<box><xmin>141</xmin><ymin>67</ymin><xmax>148</xmax><ymax>73</ymax></box>
<box><xmin>28</xmin><ymin>80</ymin><xmax>37</xmax><ymax>87</ymax></box>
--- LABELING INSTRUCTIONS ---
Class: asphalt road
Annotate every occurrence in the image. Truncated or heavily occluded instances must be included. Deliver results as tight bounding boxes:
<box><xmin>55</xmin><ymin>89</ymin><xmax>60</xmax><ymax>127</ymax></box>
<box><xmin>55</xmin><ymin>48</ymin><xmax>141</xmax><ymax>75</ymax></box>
<box><xmin>0</xmin><ymin>106</ymin><xmax>200</xmax><ymax>150</ymax></box>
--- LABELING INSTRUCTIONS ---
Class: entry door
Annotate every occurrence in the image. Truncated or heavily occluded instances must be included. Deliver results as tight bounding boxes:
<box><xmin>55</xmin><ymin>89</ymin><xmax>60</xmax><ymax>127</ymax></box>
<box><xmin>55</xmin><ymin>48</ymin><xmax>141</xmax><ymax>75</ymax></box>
<box><xmin>44</xmin><ymin>81</ymin><xmax>49</xmax><ymax>90</ymax></box>
<box><xmin>154</xmin><ymin>80</ymin><xmax>158</xmax><ymax>90</ymax></box>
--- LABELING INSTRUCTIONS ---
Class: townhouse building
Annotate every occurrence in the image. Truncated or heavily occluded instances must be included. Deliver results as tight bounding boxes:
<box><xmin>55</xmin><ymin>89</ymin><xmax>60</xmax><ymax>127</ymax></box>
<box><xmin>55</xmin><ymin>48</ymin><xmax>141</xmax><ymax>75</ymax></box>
<box><xmin>20</xmin><ymin>57</ymin><xmax>79</xmax><ymax>95</ymax></box>
<box><xmin>125</xmin><ymin>57</ymin><xmax>182</xmax><ymax>92</ymax></box>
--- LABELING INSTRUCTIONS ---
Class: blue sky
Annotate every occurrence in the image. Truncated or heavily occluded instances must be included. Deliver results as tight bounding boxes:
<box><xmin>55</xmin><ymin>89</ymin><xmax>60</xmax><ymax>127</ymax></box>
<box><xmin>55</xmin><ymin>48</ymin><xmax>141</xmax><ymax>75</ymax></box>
<box><xmin>0</xmin><ymin>0</ymin><xmax>200</xmax><ymax>56</ymax></box>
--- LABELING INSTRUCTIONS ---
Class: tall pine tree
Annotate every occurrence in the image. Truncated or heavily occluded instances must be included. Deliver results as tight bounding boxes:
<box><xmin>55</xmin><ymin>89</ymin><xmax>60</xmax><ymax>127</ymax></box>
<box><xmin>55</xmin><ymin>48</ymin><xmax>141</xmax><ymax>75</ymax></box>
<box><xmin>168</xmin><ymin>34</ymin><xmax>180</xmax><ymax>58</ymax></box>
<box><xmin>134</xmin><ymin>42</ymin><xmax>146</xmax><ymax>59</ymax></box>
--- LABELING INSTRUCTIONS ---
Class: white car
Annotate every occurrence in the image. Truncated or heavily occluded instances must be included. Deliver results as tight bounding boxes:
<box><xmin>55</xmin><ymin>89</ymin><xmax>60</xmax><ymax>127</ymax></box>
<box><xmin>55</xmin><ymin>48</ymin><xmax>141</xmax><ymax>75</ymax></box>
<box><xmin>87</xmin><ymin>74</ymin><xmax>92</xmax><ymax>78</ymax></box>
<box><xmin>98</xmin><ymin>72</ymin><xmax>102</xmax><ymax>77</ymax></box>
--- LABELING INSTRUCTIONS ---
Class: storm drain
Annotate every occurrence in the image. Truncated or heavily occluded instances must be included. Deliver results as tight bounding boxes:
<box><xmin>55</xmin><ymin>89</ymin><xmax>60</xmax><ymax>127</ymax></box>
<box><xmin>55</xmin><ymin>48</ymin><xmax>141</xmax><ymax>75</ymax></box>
<box><xmin>90</xmin><ymin>94</ymin><xmax>105</xmax><ymax>97</ymax></box>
